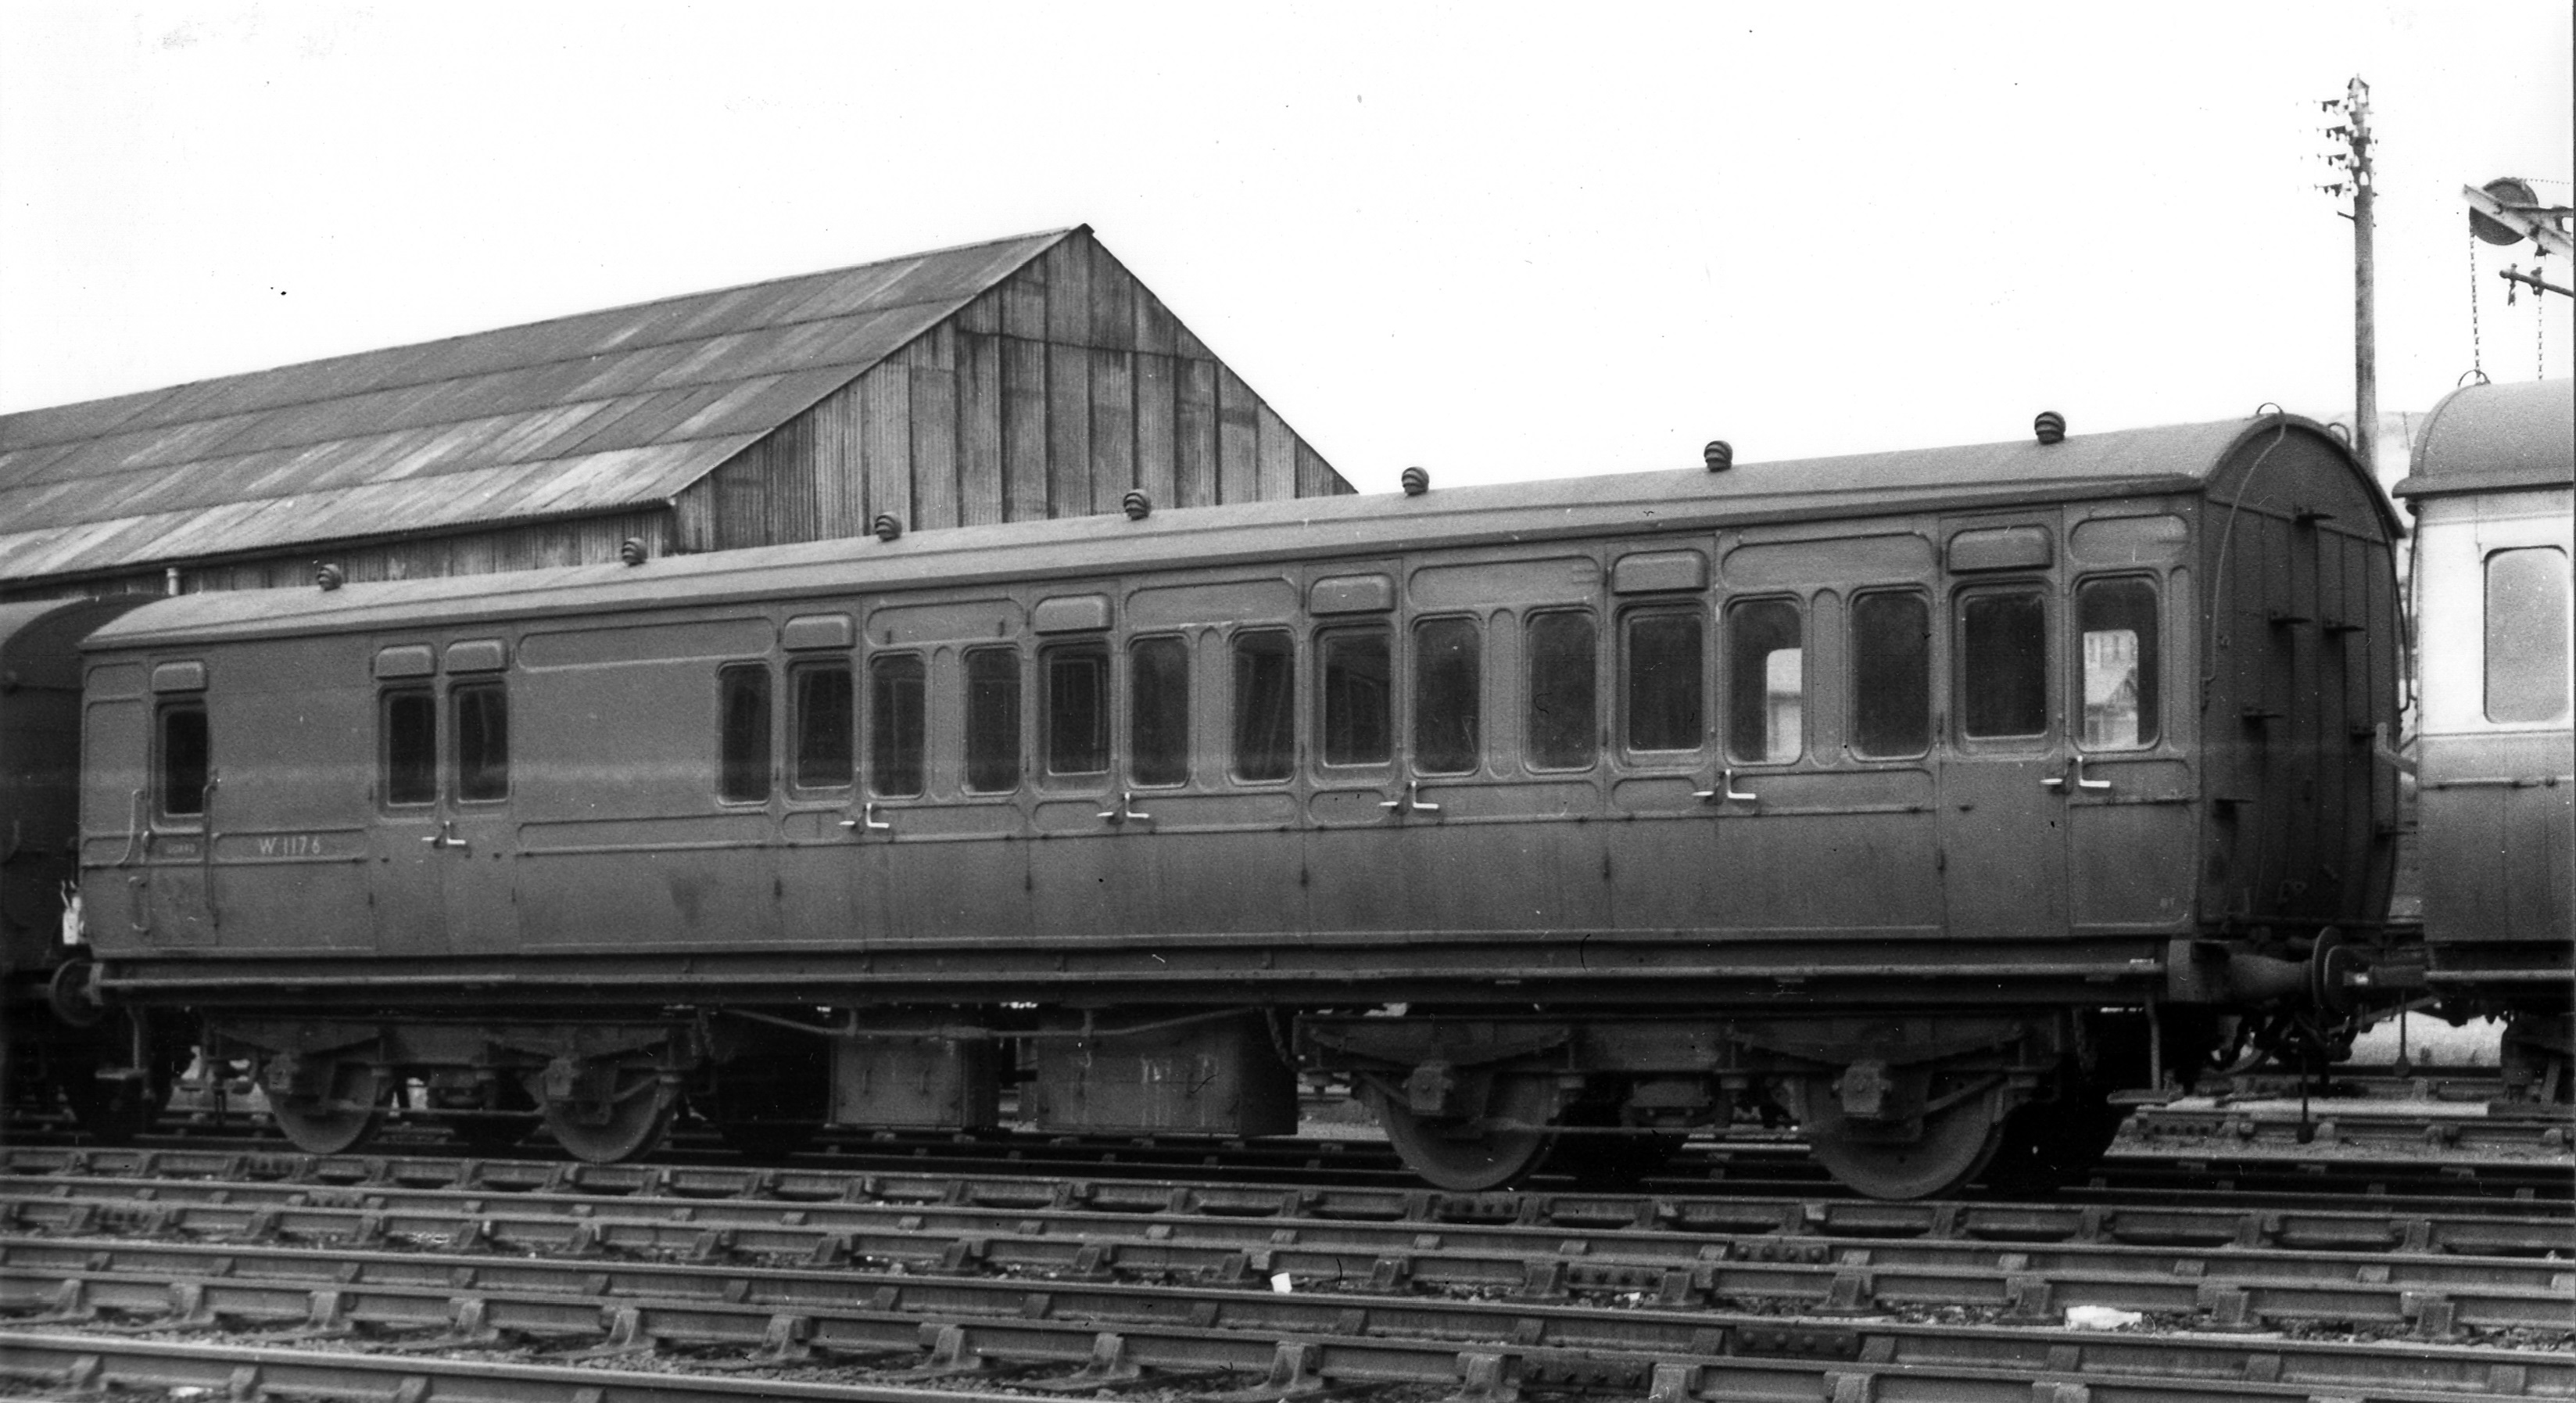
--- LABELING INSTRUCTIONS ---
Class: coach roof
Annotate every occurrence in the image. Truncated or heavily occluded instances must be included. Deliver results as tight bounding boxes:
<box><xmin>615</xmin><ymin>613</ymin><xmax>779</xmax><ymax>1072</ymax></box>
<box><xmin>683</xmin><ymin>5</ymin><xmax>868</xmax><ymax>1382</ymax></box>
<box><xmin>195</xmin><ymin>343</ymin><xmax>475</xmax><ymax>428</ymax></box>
<box><xmin>2395</xmin><ymin>379</ymin><xmax>2574</xmax><ymax>501</ymax></box>
<box><xmin>90</xmin><ymin>413</ymin><xmax>2373</xmax><ymax>648</ymax></box>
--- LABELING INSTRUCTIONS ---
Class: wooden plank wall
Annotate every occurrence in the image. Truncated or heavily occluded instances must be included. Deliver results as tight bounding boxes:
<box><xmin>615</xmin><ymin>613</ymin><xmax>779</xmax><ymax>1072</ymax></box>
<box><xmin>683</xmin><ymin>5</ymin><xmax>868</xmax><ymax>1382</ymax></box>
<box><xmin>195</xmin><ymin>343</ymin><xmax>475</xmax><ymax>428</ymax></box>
<box><xmin>679</xmin><ymin>230</ymin><xmax>1349</xmax><ymax>553</ymax></box>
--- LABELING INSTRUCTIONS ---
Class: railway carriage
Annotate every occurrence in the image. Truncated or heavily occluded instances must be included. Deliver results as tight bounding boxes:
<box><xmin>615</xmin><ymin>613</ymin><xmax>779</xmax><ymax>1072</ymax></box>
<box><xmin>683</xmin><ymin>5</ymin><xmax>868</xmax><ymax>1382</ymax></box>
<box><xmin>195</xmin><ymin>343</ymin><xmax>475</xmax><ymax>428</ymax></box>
<box><xmin>72</xmin><ymin>410</ymin><xmax>2402</xmax><ymax>1197</ymax></box>
<box><xmin>0</xmin><ymin>594</ymin><xmax>179</xmax><ymax>1132</ymax></box>
<box><xmin>2394</xmin><ymin>379</ymin><xmax>2575</xmax><ymax>1102</ymax></box>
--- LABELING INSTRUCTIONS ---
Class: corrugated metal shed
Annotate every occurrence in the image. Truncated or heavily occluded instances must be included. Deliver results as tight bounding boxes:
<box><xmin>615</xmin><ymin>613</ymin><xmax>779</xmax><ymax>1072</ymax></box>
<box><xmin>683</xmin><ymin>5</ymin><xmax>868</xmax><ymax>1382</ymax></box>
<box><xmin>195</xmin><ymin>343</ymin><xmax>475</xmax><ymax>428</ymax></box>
<box><xmin>0</xmin><ymin>228</ymin><xmax>1349</xmax><ymax>594</ymax></box>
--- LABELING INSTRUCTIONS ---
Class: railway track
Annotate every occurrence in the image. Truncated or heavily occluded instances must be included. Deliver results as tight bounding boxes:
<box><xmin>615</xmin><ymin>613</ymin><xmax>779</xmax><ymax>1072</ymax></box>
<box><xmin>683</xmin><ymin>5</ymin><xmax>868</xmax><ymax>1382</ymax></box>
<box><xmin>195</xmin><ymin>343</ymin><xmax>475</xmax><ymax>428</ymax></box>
<box><xmin>4</xmin><ymin>1147</ymin><xmax>2571</xmax><ymax>1402</ymax></box>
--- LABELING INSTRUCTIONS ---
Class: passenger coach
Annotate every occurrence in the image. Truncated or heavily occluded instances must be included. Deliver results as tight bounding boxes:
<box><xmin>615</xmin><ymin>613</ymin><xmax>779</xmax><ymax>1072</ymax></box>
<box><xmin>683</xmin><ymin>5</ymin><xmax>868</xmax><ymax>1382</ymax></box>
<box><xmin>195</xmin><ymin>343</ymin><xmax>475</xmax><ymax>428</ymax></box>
<box><xmin>73</xmin><ymin>411</ymin><xmax>2402</xmax><ymax>1197</ymax></box>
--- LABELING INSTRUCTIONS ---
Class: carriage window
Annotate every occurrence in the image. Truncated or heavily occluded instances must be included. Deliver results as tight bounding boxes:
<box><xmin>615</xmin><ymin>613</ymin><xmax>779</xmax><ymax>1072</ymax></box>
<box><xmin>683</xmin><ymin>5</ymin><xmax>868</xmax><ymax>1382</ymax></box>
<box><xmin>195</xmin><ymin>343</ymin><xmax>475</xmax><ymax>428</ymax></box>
<box><xmin>453</xmin><ymin>682</ymin><xmax>510</xmax><ymax>802</ymax></box>
<box><xmin>1527</xmin><ymin>611</ymin><xmax>1597</xmax><ymax>770</ymax></box>
<box><xmin>1727</xmin><ymin>599</ymin><xmax>1804</xmax><ymax>763</ymax></box>
<box><xmin>1043</xmin><ymin>642</ymin><xmax>1110</xmax><ymax>777</ymax></box>
<box><xmin>2078</xmin><ymin>578</ymin><xmax>2159</xmax><ymax>748</ymax></box>
<box><xmin>2488</xmin><ymin>547</ymin><xmax>2572</xmax><ymax>723</ymax></box>
<box><xmin>1623</xmin><ymin>609</ymin><xmax>1704</xmax><ymax>753</ymax></box>
<box><xmin>1961</xmin><ymin>590</ymin><xmax>2048</xmax><ymax>739</ymax></box>
<box><xmin>790</xmin><ymin>662</ymin><xmax>854</xmax><ymax>790</ymax></box>
<box><xmin>717</xmin><ymin>666</ymin><xmax>770</xmax><ymax>802</ymax></box>
<box><xmin>1232</xmin><ymin>630</ymin><xmax>1295</xmax><ymax>781</ymax></box>
<box><xmin>157</xmin><ymin>703</ymin><xmax>210</xmax><ymax>820</ymax></box>
<box><xmin>1320</xmin><ymin>627</ymin><xmax>1392</xmax><ymax>766</ymax></box>
<box><xmin>1130</xmin><ymin>636</ymin><xmax>1191</xmax><ymax>787</ymax></box>
<box><xmin>869</xmin><ymin>654</ymin><xmax>927</xmax><ymax>797</ymax></box>
<box><xmin>964</xmin><ymin>648</ymin><xmax>1023</xmax><ymax>792</ymax></box>
<box><xmin>383</xmin><ymin>689</ymin><xmax>438</xmax><ymax>806</ymax></box>
<box><xmin>1413</xmin><ymin>618</ymin><xmax>1481</xmax><ymax>774</ymax></box>
<box><xmin>1850</xmin><ymin>593</ymin><xmax>1929</xmax><ymax>758</ymax></box>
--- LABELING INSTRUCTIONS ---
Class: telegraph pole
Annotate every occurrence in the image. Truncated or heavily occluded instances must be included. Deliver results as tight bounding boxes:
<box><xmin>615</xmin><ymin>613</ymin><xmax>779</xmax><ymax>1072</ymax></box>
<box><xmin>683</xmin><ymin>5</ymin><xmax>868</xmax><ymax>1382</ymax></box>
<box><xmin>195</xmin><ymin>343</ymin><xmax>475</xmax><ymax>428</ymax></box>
<box><xmin>2338</xmin><ymin>77</ymin><xmax>2378</xmax><ymax>475</ymax></box>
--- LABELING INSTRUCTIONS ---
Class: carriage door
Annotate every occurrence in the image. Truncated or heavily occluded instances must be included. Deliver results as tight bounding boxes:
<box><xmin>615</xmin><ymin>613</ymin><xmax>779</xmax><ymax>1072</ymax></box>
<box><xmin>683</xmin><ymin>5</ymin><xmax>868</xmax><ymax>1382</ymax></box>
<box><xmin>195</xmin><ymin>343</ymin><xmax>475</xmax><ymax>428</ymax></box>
<box><xmin>1938</xmin><ymin>524</ymin><xmax>2068</xmax><ymax>943</ymax></box>
<box><xmin>438</xmin><ymin>646</ymin><xmax>520</xmax><ymax>957</ymax></box>
<box><xmin>373</xmin><ymin>649</ymin><xmax>447</xmax><ymax>956</ymax></box>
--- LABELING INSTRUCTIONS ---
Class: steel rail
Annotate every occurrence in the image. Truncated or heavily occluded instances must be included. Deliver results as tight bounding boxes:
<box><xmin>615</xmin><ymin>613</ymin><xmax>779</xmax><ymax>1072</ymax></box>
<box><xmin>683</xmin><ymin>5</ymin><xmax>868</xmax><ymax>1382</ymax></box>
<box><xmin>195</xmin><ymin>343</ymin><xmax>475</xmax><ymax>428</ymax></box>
<box><xmin>4</xmin><ymin>1240</ymin><xmax>2567</xmax><ymax>1402</ymax></box>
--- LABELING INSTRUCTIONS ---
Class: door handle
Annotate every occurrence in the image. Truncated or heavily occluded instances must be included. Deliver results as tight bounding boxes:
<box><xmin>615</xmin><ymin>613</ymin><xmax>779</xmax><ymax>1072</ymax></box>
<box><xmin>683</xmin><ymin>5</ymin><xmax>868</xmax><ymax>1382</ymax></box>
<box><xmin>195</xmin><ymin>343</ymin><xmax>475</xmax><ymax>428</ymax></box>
<box><xmin>1695</xmin><ymin>768</ymin><xmax>1758</xmax><ymax>803</ymax></box>
<box><xmin>1378</xmin><ymin>779</ymin><xmax>1440</xmax><ymax>813</ymax></box>
<box><xmin>1097</xmin><ymin>791</ymin><xmax>1152</xmax><ymax>824</ymax></box>
<box><xmin>422</xmin><ymin>820</ymin><xmax>470</xmax><ymax>851</ymax></box>
<box><xmin>2073</xmin><ymin>755</ymin><xmax>2112</xmax><ymax>791</ymax></box>
<box><xmin>839</xmin><ymin>801</ymin><xmax>893</xmax><ymax>833</ymax></box>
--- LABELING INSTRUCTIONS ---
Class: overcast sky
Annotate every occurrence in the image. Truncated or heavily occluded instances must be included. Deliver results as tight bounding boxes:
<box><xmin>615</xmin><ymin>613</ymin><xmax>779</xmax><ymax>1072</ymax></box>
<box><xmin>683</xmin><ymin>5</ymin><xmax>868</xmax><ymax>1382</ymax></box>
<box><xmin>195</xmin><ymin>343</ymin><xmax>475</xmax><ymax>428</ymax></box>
<box><xmin>2</xmin><ymin>3</ymin><xmax>2567</xmax><ymax>493</ymax></box>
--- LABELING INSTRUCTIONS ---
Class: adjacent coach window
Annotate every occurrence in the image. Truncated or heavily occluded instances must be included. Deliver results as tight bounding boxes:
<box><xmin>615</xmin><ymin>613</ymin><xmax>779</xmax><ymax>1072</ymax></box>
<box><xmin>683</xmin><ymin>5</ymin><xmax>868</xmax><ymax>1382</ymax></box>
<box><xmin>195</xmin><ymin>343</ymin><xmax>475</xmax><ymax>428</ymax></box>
<box><xmin>157</xmin><ymin>702</ymin><xmax>210</xmax><ymax>820</ymax></box>
<box><xmin>1727</xmin><ymin>599</ymin><xmax>1804</xmax><ymax>763</ymax></box>
<box><xmin>718</xmin><ymin>666</ymin><xmax>771</xmax><ymax>802</ymax></box>
<box><xmin>2078</xmin><ymin>578</ymin><xmax>2159</xmax><ymax>748</ymax></box>
<box><xmin>453</xmin><ymin>682</ymin><xmax>510</xmax><ymax>802</ymax></box>
<box><xmin>1130</xmin><ymin>636</ymin><xmax>1191</xmax><ymax>787</ymax></box>
<box><xmin>964</xmin><ymin>648</ymin><xmax>1023</xmax><ymax>792</ymax></box>
<box><xmin>1044</xmin><ymin>642</ymin><xmax>1111</xmax><ymax>777</ymax></box>
<box><xmin>1623</xmin><ymin>609</ymin><xmax>1704</xmax><ymax>754</ymax></box>
<box><xmin>1413</xmin><ymin>618</ymin><xmax>1481</xmax><ymax>774</ymax></box>
<box><xmin>869</xmin><ymin>655</ymin><xmax>927</xmax><ymax>797</ymax></box>
<box><xmin>1526</xmin><ymin>612</ymin><xmax>1597</xmax><ymax>770</ymax></box>
<box><xmin>1232</xmin><ymin>630</ymin><xmax>1295</xmax><ymax>781</ymax></box>
<box><xmin>1320</xmin><ymin>627</ymin><xmax>1392</xmax><ymax>766</ymax></box>
<box><xmin>790</xmin><ymin>662</ymin><xmax>854</xmax><ymax>791</ymax></box>
<box><xmin>2487</xmin><ymin>547</ymin><xmax>2573</xmax><ymax>723</ymax></box>
<box><xmin>1850</xmin><ymin>593</ymin><xmax>1930</xmax><ymax>758</ymax></box>
<box><xmin>1961</xmin><ymin>590</ymin><xmax>2048</xmax><ymax>739</ymax></box>
<box><xmin>383</xmin><ymin>689</ymin><xmax>438</xmax><ymax>806</ymax></box>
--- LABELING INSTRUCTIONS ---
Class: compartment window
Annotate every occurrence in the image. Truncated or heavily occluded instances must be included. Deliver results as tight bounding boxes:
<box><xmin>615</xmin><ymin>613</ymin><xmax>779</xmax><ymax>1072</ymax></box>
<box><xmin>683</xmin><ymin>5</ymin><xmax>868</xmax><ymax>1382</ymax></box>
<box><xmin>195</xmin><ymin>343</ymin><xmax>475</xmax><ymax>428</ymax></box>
<box><xmin>1319</xmin><ymin>626</ymin><xmax>1392</xmax><ymax>766</ymax></box>
<box><xmin>1231</xmin><ymin>630</ymin><xmax>1295</xmax><ymax>781</ymax></box>
<box><xmin>1413</xmin><ymin>617</ymin><xmax>1481</xmax><ymax>774</ymax></box>
<box><xmin>790</xmin><ymin>662</ymin><xmax>854</xmax><ymax>790</ymax></box>
<box><xmin>717</xmin><ymin>665</ymin><xmax>771</xmax><ymax>802</ymax></box>
<box><xmin>382</xmin><ymin>689</ymin><xmax>438</xmax><ymax>806</ymax></box>
<box><xmin>1130</xmin><ymin>636</ymin><xmax>1191</xmax><ymax>787</ymax></box>
<box><xmin>156</xmin><ymin>702</ymin><xmax>210</xmax><ymax>820</ymax></box>
<box><xmin>2487</xmin><ymin>546</ymin><xmax>2572</xmax><ymax>723</ymax></box>
<box><xmin>1526</xmin><ymin>611</ymin><xmax>1597</xmax><ymax>770</ymax></box>
<box><xmin>1727</xmin><ymin>599</ymin><xmax>1804</xmax><ymax>763</ymax></box>
<box><xmin>1043</xmin><ymin>642</ymin><xmax>1110</xmax><ymax>777</ymax></box>
<box><xmin>1850</xmin><ymin>593</ymin><xmax>1930</xmax><ymax>758</ymax></box>
<box><xmin>1960</xmin><ymin>590</ymin><xmax>2048</xmax><ymax>739</ymax></box>
<box><xmin>1622</xmin><ymin>609</ymin><xmax>1704</xmax><ymax>753</ymax></box>
<box><xmin>869</xmin><ymin>654</ymin><xmax>927</xmax><ymax>797</ymax></box>
<box><xmin>964</xmin><ymin>648</ymin><xmax>1022</xmax><ymax>793</ymax></box>
<box><xmin>2078</xmin><ymin>578</ymin><xmax>2160</xmax><ymax>748</ymax></box>
<box><xmin>453</xmin><ymin>681</ymin><xmax>510</xmax><ymax>802</ymax></box>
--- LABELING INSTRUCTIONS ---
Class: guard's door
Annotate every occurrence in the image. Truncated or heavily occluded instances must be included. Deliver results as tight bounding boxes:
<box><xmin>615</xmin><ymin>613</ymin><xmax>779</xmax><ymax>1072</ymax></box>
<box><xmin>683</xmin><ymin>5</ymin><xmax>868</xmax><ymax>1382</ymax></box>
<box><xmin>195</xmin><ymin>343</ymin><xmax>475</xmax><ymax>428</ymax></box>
<box><xmin>1940</xmin><ymin>581</ymin><xmax>2068</xmax><ymax>942</ymax></box>
<box><xmin>373</xmin><ymin>684</ymin><xmax>446</xmax><ymax>956</ymax></box>
<box><xmin>439</xmin><ymin>676</ymin><xmax>519</xmax><ymax>956</ymax></box>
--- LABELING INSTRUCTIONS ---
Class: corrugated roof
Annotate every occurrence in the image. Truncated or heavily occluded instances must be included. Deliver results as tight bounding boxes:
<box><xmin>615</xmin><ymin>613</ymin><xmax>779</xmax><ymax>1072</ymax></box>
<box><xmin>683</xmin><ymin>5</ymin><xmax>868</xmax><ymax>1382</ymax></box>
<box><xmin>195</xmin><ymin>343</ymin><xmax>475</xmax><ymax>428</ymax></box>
<box><xmin>0</xmin><ymin>228</ymin><xmax>1081</xmax><ymax>583</ymax></box>
<box><xmin>93</xmin><ymin>414</ymin><xmax>2356</xmax><ymax>647</ymax></box>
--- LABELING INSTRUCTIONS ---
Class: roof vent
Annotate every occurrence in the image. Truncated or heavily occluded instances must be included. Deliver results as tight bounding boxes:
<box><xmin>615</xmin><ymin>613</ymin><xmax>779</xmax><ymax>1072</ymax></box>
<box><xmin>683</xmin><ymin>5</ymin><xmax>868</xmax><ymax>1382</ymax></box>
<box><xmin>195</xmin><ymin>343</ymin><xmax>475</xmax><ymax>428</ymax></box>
<box><xmin>619</xmin><ymin>537</ymin><xmax>647</xmax><ymax>566</ymax></box>
<box><xmin>315</xmin><ymin>562</ymin><xmax>344</xmax><ymax>591</ymax></box>
<box><xmin>2033</xmin><ymin>411</ymin><xmax>2066</xmax><ymax>445</ymax></box>
<box><xmin>1704</xmin><ymin>440</ymin><xmax>1733</xmax><ymax>472</ymax></box>
<box><xmin>1122</xmin><ymin>490</ymin><xmax>1153</xmax><ymax>520</ymax></box>
<box><xmin>1401</xmin><ymin>466</ymin><xmax>1430</xmax><ymax>497</ymax></box>
<box><xmin>872</xmin><ymin>514</ymin><xmax>905</xmax><ymax>543</ymax></box>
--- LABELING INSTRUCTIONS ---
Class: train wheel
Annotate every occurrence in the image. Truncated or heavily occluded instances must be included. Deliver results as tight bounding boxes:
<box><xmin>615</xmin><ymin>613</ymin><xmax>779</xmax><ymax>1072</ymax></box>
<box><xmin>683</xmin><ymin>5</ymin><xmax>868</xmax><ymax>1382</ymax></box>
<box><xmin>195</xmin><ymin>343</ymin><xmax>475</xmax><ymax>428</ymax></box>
<box><xmin>540</xmin><ymin>1065</ymin><xmax>677</xmax><ymax>1164</ymax></box>
<box><xmin>1368</xmin><ymin>1073</ymin><xmax>1557</xmax><ymax>1191</ymax></box>
<box><xmin>267</xmin><ymin>1060</ymin><xmax>385</xmax><ymax>1156</ymax></box>
<box><xmin>1800</xmin><ymin>1075</ymin><xmax>2008</xmax><ymax>1200</ymax></box>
